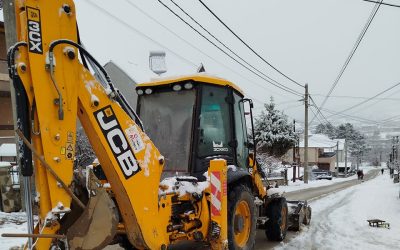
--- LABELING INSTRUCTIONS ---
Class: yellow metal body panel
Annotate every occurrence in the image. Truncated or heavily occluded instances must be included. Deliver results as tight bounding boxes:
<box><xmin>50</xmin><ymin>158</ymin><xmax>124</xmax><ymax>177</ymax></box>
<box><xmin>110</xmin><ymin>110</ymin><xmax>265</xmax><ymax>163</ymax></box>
<box><xmin>16</xmin><ymin>1</ymin><xmax>77</xmax><ymax>248</ymax></box>
<box><xmin>138</xmin><ymin>74</ymin><xmax>244</xmax><ymax>95</ymax></box>
<box><xmin>14</xmin><ymin>0</ymin><xmax>170</xmax><ymax>248</ymax></box>
<box><xmin>249</xmin><ymin>156</ymin><xmax>267</xmax><ymax>198</ymax></box>
<box><xmin>77</xmin><ymin>68</ymin><xmax>169</xmax><ymax>249</ymax></box>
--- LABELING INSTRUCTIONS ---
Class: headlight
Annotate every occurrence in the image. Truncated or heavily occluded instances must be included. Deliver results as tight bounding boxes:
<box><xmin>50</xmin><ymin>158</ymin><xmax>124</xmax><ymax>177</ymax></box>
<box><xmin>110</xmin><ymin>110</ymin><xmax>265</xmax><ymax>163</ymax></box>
<box><xmin>137</xmin><ymin>89</ymin><xmax>144</xmax><ymax>95</ymax></box>
<box><xmin>184</xmin><ymin>82</ymin><xmax>193</xmax><ymax>89</ymax></box>
<box><xmin>172</xmin><ymin>84</ymin><xmax>182</xmax><ymax>91</ymax></box>
<box><xmin>145</xmin><ymin>88</ymin><xmax>153</xmax><ymax>95</ymax></box>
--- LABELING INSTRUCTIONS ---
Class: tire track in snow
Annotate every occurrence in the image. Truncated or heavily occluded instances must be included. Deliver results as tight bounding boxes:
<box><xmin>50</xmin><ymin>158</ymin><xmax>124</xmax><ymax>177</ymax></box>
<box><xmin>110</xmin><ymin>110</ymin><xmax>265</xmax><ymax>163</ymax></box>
<box><xmin>293</xmin><ymin>188</ymin><xmax>357</xmax><ymax>250</ymax></box>
<box><xmin>276</xmin><ymin>174</ymin><xmax>400</xmax><ymax>250</ymax></box>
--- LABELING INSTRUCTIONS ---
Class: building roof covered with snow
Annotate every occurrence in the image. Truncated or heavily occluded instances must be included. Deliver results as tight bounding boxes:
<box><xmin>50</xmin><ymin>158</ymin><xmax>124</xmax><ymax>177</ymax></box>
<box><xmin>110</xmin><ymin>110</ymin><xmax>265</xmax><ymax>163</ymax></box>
<box><xmin>299</xmin><ymin>134</ymin><xmax>335</xmax><ymax>148</ymax></box>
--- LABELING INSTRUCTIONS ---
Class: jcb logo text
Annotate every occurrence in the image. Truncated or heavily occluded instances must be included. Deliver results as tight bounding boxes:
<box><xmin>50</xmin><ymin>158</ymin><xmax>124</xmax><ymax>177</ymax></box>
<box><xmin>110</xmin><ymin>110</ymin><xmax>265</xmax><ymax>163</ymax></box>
<box><xmin>95</xmin><ymin>106</ymin><xmax>140</xmax><ymax>179</ymax></box>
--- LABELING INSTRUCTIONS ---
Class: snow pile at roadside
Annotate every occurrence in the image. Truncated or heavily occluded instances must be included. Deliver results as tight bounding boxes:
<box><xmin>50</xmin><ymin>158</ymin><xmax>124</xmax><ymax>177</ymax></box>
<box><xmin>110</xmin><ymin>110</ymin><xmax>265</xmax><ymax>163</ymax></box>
<box><xmin>278</xmin><ymin>166</ymin><xmax>377</xmax><ymax>193</ymax></box>
<box><xmin>277</xmin><ymin>173</ymin><xmax>400</xmax><ymax>250</ymax></box>
<box><xmin>0</xmin><ymin>212</ymin><xmax>27</xmax><ymax>249</ymax></box>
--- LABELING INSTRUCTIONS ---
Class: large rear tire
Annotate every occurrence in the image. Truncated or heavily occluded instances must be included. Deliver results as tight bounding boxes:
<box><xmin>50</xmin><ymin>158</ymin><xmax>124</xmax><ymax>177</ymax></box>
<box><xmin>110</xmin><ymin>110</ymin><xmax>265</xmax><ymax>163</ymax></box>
<box><xmin>265</xmin><ymin>198</ymin><xmax>288</xmax><ymax>241</ymax></box>
<box><xmin>228</xmin><ymin>185</ymin><xmax>256</xmax><ymax>250</ymax></box>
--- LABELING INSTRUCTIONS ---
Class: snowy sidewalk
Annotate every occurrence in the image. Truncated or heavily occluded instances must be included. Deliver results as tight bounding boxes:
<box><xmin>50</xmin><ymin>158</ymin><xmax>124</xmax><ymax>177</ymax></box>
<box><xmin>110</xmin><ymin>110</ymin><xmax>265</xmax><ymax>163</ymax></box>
<box><xmin>277</xmin><ymin>166</ymin><xmax>377</xmax><ymax>193</ymax></box>
<box><xmin>276</xmin><ymin>173</ymin><xmax>400</xmax><ymax>250</ymax></box>
<box><xmin>0</xmin><ymin>212</ymin><xmax>27</xmax><ymax>249</ymax></box>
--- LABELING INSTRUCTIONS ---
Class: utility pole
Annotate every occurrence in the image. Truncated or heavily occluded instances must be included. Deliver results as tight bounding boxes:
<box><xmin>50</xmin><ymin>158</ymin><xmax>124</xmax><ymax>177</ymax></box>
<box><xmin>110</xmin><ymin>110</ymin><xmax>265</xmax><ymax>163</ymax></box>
<box><xmin>391</xmin><ymin>143</ymin><xmax>395</xmax><ymax>178</ymax></box>
<box><xmin>396</xmin><ymin>136</ymin><xmax>399</xmax><ymax>176</ymax></box>
<box><xmin>344</xmin><ymin>140</ymin><xmax>348</xmax><ymax>177</ymax></box>
<box><xmin>297</xmin><ymin>136</ymin><xmax>300</xmax><ymax>178</ymax></box>
<box><xmin>336</xmin><ymin>141</ymin><xmax>339</xmax><ymax>177</ymax></box>
<box><xmin>304</xmin><ymin>84</ymin><xmax>309</xmax><ymax>184</ymax></box>
<box><xmin>292</xmin><ymin>120</ymin><xmax>296</xmax><ymax>183</ymax></box>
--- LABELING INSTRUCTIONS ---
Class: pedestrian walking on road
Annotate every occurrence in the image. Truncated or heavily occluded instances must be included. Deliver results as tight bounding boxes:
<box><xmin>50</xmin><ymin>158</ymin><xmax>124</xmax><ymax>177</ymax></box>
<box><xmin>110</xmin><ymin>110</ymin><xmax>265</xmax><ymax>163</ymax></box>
<box><xmin>381</xmin><ymin>168</ymin><xmax>384</xmax><ymax>175</ymax></box>
<box><xmin>357</xmin><ymin>170</ymin><xmax>364</xmax><ymax>180</ymax></box>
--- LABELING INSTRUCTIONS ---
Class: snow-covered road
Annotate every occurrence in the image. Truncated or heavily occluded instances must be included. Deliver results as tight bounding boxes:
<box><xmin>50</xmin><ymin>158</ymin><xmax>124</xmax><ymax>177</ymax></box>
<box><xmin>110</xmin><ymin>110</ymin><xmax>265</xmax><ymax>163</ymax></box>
<box><xmin>277</xmin><ymin>173</ymin><xmax>400</xmax><ymax>250</ymax></box>
<box><xmin>1</xmin><ymin>171</ymin><xmax>398</xmax><ymax>250</ymax></box>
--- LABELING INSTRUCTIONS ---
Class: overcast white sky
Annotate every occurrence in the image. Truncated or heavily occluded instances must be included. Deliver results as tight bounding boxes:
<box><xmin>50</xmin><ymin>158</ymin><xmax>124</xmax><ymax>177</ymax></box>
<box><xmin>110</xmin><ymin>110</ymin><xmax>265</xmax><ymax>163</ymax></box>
<box><xmin>13</xmin><ymin>0</ymin><xmax>400</xmax><ymax>126</ymax></box>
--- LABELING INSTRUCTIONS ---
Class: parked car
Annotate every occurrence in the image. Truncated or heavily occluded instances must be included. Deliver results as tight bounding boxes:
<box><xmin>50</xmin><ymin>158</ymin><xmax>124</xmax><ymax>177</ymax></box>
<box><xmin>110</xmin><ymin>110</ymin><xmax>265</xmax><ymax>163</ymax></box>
<box><xmin>312</xmin><ymin>169</ymin><xmax>332</xmax><ymax>180</ymax></box>
<box><xmin>297</xmin><ymin>169</ymin><xmax>333</xmax><ymax>181</ymax></box>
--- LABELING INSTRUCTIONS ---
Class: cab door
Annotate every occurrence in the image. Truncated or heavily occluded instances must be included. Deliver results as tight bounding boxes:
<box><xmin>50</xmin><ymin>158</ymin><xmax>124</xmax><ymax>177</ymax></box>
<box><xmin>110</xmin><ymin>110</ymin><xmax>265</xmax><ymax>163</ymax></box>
<box><xmin>232</xmin><ymin>92</ymin><xmax>249</xmax><ymax>169</ymax></box>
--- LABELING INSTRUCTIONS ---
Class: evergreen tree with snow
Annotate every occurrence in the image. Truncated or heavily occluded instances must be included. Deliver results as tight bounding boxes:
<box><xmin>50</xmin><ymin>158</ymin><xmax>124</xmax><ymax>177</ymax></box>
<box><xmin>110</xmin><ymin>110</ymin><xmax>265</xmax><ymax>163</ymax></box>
<box><xmin>314</xmin><ymin>123</ymin><xmax>337</xmax><ymax>139</ymax></box>
<box><xmin>254</xmin><ymin>97</ymin><xmax>297</xmax><ymax>157</ymax></box>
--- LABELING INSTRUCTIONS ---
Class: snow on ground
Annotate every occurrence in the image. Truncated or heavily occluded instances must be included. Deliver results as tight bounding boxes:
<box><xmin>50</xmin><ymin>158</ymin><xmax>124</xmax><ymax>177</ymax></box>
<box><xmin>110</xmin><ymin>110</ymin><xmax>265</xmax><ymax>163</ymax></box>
<box><xmin>0</xmin><ymin>212</ymin><xmax>27</xmax><ymax>249</ymax></box>
<box><xmin>275</xmin><ymin>165</ymin><xmax>377</xmax><ymax>193</ymax></box>
<box><xmin>0</xmin><ymin>166</ymin><xmax>387</xmax><ymax>249</ymax></box>
<box><xmin>0</xmin><ymin>144</ymin><xmax>16</xmax><ymax>157</ymax></box>
<box><xmin>276</xmin><ymin>173</ymin><xmax>400</xmax><ymax>250</ymax></box>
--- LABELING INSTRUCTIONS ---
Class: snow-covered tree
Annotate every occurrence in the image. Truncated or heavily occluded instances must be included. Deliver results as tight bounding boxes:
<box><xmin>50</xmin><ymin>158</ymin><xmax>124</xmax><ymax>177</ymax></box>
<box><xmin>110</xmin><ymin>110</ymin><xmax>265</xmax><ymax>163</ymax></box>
<box><xmin>314</xmin><ymin>123</ymin><xmax>336</xmax><ymax>139</ymax></box>
<box><xmin>254</xmin><ymin>97</ymin><xmax>297</xmax><ymax>157</ymax></box>
<box><xmin>256</xmin><ymin>153</ymin><xmax>284</xmax><ymax>176</ymax></box>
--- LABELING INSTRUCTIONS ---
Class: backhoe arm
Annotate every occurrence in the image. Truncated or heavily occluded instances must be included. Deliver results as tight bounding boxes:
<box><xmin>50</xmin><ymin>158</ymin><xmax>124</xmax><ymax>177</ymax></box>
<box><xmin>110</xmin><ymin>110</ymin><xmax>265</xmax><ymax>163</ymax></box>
<box><xmin>11</xmin><ymin>0</ymin><xmax>169</xmax><ymax>249</ymax></box>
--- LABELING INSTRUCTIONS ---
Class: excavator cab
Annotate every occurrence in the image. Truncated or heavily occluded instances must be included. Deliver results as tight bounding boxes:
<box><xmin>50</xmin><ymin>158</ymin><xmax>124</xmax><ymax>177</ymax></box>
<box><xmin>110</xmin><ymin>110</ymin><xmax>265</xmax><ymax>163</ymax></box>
<box><xmin>136</xmin><ymin>75</ymin><xmax>251</xmax><ymax>181</ymax></box>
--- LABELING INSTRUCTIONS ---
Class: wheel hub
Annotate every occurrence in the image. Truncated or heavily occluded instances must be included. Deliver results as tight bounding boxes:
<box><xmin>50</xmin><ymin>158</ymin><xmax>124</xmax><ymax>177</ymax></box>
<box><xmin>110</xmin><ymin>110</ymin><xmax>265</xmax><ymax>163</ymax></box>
<box><xmin>234</xmin><ymin>214</ymin><xmax>245</xmax><ymax>233</ymax></box>
<box><xmin>234</xmin><ymin>200</ymin><xmax>251</xmax><ymax>247</ymax></box>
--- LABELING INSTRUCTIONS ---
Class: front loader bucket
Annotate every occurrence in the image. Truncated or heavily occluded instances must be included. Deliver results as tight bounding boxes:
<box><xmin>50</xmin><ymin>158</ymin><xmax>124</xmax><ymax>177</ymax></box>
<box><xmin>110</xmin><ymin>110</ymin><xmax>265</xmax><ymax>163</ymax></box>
<box><xmin>66</xmin><ymin>188</ymin><xmax>119</xmax><ymax>250</ymax></box>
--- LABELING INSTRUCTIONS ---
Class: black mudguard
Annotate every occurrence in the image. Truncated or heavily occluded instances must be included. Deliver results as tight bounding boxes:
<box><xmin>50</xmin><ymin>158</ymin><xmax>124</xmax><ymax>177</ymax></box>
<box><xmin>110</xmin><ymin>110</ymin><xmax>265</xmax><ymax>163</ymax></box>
<box><xmin>227</xmin><ymin>168</ymin><xmax>251</xmax><ymax>185</ymax></box>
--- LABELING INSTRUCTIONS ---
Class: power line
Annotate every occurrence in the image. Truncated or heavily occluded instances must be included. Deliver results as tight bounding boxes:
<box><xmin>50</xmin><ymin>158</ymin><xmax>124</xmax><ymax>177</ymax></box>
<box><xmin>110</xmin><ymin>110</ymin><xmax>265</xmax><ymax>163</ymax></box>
<box><xmin>311</xmin><ymin>94</ymin><xmax>400</xmax><ymax>101</ymax></box>
<box><xmin>85</xmin><ymin>0</ymin><xmax>198</xmax><ymax>67</ymax></box>
<box><xmin>197</xmin><ymin>0</ymin><xmax>304</xmax><ymax>88</ymax></box>
<box><xmin>363</xmin><ymin>0</ymin><xmax>400</xmax><ymax>8</ymax></box>
<box><xmin>311</xmin><ymin>0</ymin><xmax>383</xmax><ymax>123</ymax></box>
<box><xmin>122</xmin><ymin>0</ymin><xmax>289</xmax><ymax>99</ymax></box>
<box><xmin>157</xmin><ymin>0</ymin><xmax>303</xmax><ymax>97</ymax></box>
<box><xmin>349</xmin><ymin>87</ymin><xmax>400</xmax><ymax>114</ymax></box>
<box><xmin>277</xmin><ymin>100</ymin><xmax>301</xmax><ymax>105</ymax></box>
<box><xmin>328</xmin><ymin>81</ymin><xmax>400</xmax><ymax>118</ymax></box>
<box><xmin>250</xmin><ymin>99</ymin><xmax>301</xmax><ymax>123</ymax></box>
<box><xmin>309</xmin><ymin>106</ymin><xmax>326</xmax><ymax>126</ymax></box>
<box><xmin>164</xmin><ymin>0</ymin><xmax>301</xmax><ymax>96</ymax></box>
<box><xmin>380</xmin><ymin>114</ymin><xmax>400</xmax><ymax>123</ymax></box>
<box><xmin>87</xmin><ymin>0</ymin><xmax>297</xmax><ymax>100</ymax></box>
<box><xmin>321</xmin><ymin>106</ymin><xmax>400</xmax><ymax>126</ymax></box>
<box><xmin>309</xmin><ymin>96</ymin><xmax>334</xmax><ymax>127</ymax></box>
<box><xmin>309</xmin><ymin>95</ymin><xmax>329</xmax><ymax>125</ymax></box>
<box><xmin>321</xmin><ymin>107</ymin><xmax>379</xmax><ymax>124</ymax></box>
<box><xmin>282</xmin><ymin>103</ymin><xmax>304</xmax><ymax>111</ymax></box>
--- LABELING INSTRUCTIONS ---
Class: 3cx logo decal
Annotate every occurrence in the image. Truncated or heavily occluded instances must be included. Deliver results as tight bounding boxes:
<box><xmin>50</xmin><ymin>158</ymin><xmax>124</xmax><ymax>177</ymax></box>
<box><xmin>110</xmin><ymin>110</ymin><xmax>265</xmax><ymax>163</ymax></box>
<box><xmin>26</xmin><ymin>7</ymin><xmax>43</xmax><ymax>54</ymax></box>
<box><xmin>94</xmin><ymin>106</ymin><xmax>141</xmax><ymax>179</ymax></box>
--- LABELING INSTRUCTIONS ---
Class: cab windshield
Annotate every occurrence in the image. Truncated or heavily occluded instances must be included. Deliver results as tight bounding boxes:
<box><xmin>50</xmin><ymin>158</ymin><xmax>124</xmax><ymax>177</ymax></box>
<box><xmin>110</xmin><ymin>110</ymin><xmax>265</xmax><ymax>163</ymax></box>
<box><xmin>138</xmin><ymin>89</ymin><xmax>195</xmax><ymax>174</ymax></box>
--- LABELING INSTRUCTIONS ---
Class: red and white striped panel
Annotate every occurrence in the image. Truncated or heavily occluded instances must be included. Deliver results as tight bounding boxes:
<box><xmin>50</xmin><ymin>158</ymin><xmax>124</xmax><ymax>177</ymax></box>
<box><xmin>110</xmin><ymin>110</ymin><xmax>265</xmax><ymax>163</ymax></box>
<box><xmin>211</xmin><ymin>171</ymin><xmax>222</xmax><ymax>216</ymax></box>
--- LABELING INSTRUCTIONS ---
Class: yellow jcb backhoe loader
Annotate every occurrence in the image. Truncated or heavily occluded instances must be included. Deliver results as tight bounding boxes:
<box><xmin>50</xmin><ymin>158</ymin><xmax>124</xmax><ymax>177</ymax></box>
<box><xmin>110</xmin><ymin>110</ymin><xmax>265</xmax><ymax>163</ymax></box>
<box><xmin>2</xmin><ymin>0</ymin><xmax>311</xmax><ymax>249</ymax></box>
